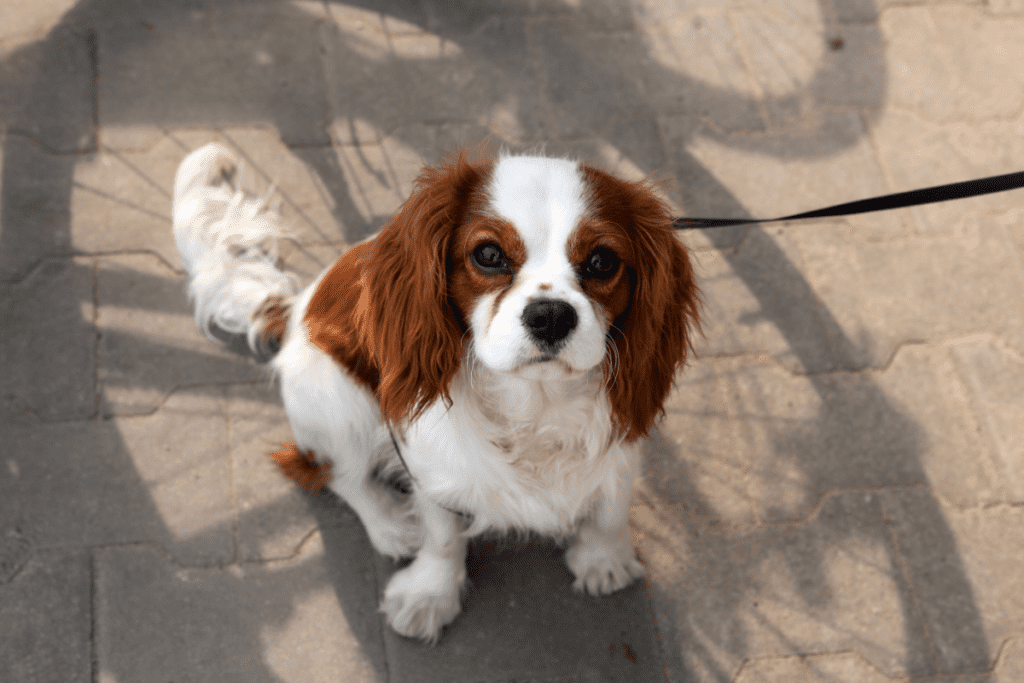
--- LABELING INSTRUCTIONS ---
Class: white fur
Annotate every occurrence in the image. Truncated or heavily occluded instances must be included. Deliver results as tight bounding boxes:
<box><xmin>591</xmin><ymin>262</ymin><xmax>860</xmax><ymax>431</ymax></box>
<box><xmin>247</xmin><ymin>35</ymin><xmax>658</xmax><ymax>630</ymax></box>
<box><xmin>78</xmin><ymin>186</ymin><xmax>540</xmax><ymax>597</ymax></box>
<box><xmin>173</xmin><ymin>148</ymin><xmax>644</xmax><ymax>644</ymax></box>
<box><xmin>473</xmin><ymin>155</ymin><xmax>608</xmax><ymax>376</ymax></box>
<box><xmin>172</xmin><ymin>143</ymin><xmax>296</xmax><ymax>351</ymax></box>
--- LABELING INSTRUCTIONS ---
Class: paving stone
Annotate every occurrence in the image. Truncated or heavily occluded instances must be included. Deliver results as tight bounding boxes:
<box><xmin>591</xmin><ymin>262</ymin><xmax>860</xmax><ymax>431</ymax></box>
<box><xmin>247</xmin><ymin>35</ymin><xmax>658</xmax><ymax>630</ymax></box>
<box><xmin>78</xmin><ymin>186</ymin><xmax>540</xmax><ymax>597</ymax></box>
<box><xmin>687</xmin><ymin>228</ymin><xmax>836</xmax><ymax>374</ymax></box>
<box><xmin>882</xmin><ymin>490</ymin><xmax>1024</xmax><ymax>675</ymax></box>
<box><xmin>638</xmin><ymin>13</ymin><xmax>763</xmax><ymax>132</ymax></box>
<box><xmin>660</xmin><ymin>113</ymin><xmax>906</xmax><ymax>252</ymax></box>
<box><xmin>95</xmin><ymin>538</ymin><xmax>384</xmax><ymax>683</ymax></box>
<box><xmin>0</xmin><ymin>22</ymin><xmax>94</xmax><ymax>153</ymax></box>
<box><xmin>731</xmin><ymin>8</ymin><xmax>886</xmax><ymax>126</ymax></box>
<box><xmin>379</xmin><ymin>536</ymin><xmax>665</xmax><ymax>683</ymax></box>
<box><xmin>227</xmin><ymin>382</ymin><xmax>316</xmax><ymax>563</ymax></box>
<box><xmin>796</xmin><ymin>220</ymin><xmax>1024</xmax><ymax>370</ymax></box>
<box><xmin>95</xmin><ymin>2</ymin><xmax>330</xmax><ymax>149</ymax></box>
<box><xmin>322</xmin><ymin>16</ymin><xmax>551</xmax><ymax>143</ymax></box>
<box><xmin>116</xmin><ymin>388</ymin><xmax>235</xmax><ymax>564</ymax></box>
<box><xmin>638</xmin><ymin>491</ymin><xmax>934</xmax><ymax>682</ymax></box>
<box><xmin>95</xmin><ymin>252</ymin><xmax>269</xmax><ymax>416</ymax></box>
<box><xmin>0</xmin><ymin>257</ymin><xmax>96</xmax><ymax>421</ymax></box>
<box><xmin>734</xmin><ymin>652</ymin><xmax>893</xmax><ymax>683</ymax></box>
<box><xmin>531</xmin><ymin>21</ymin><xmax>655</xmax><ymax>139</ymax></box>
<box><xmin>871</xmin><ymin>108</ymin><xmax>1024</xmax><ymax>235</ymax></box>
<box><xmin>0</xmin><ymin>135</ymin><xmax>79</xmax><ymax>279</ymax></box>
<box><xmin>70</xmin><ymin>141</ymin><xmax>177</xmax><ymax>261</ymax></box>
<box><xmin>0</xmin><ymin>387</ymin><xmax>234</xmax><ymax>565</ymax></box>
<box><xmin>949</xmin><ymin>339</ymin><xmax>1024</xmax><ymax>503</ymax></box>
<box><xmin>0</xmin><ymin>0</ymin><xmax>80</xmax><ymax>45</ymax></box>
<box><xmin>882</xmin><ymin>7</ymin><xmax>1024</xmax><ymax>123</ymax></box>
<box><xmin>656</xmin><ymin>344</ymin><xmax>996</xmax><ymax>526</ymax></box>
<box><xmin>0</xmin><ymin>551</ymin><xmax>91</xmax><ymax>683</ymax></box>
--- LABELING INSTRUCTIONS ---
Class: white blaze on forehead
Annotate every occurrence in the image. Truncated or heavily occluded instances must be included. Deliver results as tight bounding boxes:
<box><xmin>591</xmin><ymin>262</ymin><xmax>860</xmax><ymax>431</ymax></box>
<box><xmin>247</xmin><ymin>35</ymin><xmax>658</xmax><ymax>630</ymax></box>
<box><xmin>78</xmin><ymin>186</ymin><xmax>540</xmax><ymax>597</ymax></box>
<box><xmin>487</xmin><ymin>155</ymin><xmax>589</xmax><ymax>260</ymax></box>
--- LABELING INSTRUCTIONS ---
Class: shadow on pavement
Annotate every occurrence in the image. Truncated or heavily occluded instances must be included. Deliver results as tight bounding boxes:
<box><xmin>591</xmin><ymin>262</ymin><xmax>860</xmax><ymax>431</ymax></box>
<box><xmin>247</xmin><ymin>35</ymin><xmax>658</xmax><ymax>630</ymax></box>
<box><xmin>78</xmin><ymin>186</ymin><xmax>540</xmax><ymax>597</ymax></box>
<box><xmin>0</xmin><ymin>0</ymin><xmax>992</xmax><ymax>680</ymax></box>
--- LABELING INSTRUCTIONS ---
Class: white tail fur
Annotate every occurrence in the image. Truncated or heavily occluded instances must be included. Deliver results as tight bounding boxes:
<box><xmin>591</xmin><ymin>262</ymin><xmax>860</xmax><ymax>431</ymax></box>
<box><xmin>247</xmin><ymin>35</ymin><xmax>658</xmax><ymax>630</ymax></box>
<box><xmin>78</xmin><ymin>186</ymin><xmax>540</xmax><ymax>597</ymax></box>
<box><xmin>172</xmin><ymin>143</ymin><xmax>296</xmax><ymax>354</ymax></box>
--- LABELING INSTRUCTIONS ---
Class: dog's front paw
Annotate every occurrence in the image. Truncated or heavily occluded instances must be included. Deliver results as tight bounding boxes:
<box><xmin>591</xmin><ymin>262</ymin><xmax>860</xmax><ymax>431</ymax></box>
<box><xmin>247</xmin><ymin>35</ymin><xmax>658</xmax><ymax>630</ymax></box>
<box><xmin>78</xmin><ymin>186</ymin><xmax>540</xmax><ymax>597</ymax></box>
<box><xmin>381</xmin><ymin>556</ymin><xmax>465</xmax><ymax>643</ymax></box>
<box><xmin>565</xmin><ymin>533</ymin><xmax>645</xmax><ymax>596</ymax></box>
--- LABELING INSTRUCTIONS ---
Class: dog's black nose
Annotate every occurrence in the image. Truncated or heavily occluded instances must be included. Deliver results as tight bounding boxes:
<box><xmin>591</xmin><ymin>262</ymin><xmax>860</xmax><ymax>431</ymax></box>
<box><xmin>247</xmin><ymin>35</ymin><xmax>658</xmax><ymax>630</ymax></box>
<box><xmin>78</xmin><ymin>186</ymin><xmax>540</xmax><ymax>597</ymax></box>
<box><xmin>521</xmin><ymin>299</ymin><xmax>577</xmax><ymax>349</ymax></box>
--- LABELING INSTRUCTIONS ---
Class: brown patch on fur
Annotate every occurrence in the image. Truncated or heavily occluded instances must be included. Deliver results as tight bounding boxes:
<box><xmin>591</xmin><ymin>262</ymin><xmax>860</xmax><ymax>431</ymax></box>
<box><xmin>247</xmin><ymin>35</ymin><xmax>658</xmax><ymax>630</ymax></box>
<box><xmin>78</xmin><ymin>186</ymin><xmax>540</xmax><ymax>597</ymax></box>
<box><xmin>269</xmin><ymin>443</ymin><xmax>333</xmax><ymax>493</ymax></box>
<box><xmin>581</xmin><ymin>167</ymin><xmax>701</xmax><ymax>441</ymax></box>
<box><xmin>306</xmin><ymin>242</ymin><xmax>381</xmax><ymax>393</ymax></box>
<box><xmin>305</xmin><ymin>150</ymin><xmax>495</xmax><ymax>423</ymax></box>
<box><xmin>255</xmin><ymin>295</ymin><xmax>291</xmax><ymax>355</ymax></box>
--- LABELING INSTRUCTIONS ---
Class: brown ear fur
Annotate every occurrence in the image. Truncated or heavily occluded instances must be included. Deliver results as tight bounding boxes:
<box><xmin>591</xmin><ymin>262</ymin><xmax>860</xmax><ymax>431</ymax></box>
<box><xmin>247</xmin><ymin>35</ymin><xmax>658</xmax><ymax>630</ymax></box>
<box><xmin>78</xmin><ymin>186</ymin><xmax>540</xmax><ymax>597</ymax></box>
<box><xmin>364</xmin><ymin>151</ymin><xmax>492</xmax><ymax>424</ymax></box>
<box><xmin>585</xmin><ymin>169</ymin><xmax>701</xmax><ymax>441</ymax></box>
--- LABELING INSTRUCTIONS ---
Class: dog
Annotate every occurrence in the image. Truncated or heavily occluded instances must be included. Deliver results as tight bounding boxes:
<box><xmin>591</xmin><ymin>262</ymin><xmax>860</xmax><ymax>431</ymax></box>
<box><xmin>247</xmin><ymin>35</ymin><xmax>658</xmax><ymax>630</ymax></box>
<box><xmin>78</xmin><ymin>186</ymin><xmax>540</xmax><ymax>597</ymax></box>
<box><xmin>172</xmin><ymin>143</ymin><xmax>700</xmax><ymax>643</ymax></box>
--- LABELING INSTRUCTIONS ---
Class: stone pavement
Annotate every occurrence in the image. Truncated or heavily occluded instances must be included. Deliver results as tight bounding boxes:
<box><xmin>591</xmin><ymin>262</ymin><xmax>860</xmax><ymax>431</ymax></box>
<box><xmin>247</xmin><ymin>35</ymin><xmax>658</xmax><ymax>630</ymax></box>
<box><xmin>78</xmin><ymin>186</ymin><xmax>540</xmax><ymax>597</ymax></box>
<box><xmin>1</xmin><ymin>0</ymin><xmax>1023</xmax><ymax>680</ymax></box>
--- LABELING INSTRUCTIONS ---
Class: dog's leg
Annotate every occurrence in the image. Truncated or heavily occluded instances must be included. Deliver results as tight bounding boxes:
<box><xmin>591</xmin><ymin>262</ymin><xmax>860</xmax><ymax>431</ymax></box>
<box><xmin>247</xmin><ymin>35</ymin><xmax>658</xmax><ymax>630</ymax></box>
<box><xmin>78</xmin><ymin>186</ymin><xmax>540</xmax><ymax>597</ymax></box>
<box><xmin>380</xmin><ymin>496</ymin><xmax>467</xmax><ymax>644</ymax></box>
<box><xmin>565</xmin><ymin>443</ymin><xmax>645</xmax><ymax>595</ymax></box>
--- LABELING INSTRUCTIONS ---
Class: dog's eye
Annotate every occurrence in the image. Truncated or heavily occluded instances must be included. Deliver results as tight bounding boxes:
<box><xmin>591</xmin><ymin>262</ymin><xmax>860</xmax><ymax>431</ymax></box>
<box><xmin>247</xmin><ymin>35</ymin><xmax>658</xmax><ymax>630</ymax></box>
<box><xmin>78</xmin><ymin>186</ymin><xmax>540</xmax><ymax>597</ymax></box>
<box><xmin>471</xmin><ymin>243</ymin><xmax>511</xmax><ymax>274</ymax></box>
<box><xmin>582</xmin><ymin>247</ymin><xmax>620</xmax><ymax>279</ymax></box>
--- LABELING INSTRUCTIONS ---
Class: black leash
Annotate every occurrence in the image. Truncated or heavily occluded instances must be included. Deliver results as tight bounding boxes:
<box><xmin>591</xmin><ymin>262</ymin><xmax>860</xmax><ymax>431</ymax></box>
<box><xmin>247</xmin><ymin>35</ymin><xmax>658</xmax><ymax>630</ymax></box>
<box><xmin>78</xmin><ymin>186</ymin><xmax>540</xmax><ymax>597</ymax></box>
<box><xmin>673</xmin><ymin>169</ymin><xmax>1024</xmax><ymax>230</ymax></box>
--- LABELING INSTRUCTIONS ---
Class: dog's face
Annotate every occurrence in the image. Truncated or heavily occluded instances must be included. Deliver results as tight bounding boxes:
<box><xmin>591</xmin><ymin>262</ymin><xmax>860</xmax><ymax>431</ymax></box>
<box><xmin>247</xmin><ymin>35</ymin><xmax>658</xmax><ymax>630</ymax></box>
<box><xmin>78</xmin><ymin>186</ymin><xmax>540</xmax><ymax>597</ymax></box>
<box><xmin>364</xmin><ymin>151</ymin><xmax>700</xmax><ymax>440</ymax></box>
<box><xmin>448</xmin><ymin>156</ymin><xmax>632</xmax><ymax>381</ymax></box>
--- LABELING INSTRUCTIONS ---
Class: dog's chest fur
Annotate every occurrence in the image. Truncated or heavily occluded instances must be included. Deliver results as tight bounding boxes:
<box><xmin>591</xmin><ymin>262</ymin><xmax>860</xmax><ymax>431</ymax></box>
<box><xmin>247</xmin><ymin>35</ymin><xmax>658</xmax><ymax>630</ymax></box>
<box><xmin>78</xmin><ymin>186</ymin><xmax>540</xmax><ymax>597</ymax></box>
<box><xmin>406</xmin><ymin>367</ymin><xmax>630</xmax><ymax>536</ymax></box>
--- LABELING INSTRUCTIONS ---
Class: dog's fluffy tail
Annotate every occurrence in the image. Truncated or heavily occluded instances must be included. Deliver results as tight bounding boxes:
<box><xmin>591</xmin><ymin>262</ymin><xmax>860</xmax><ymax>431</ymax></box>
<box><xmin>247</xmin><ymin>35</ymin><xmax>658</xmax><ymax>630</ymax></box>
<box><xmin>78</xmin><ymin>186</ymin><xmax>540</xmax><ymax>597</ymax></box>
<box><xmin>172</xmin><ymin>143</ymin><xmax>296</xmax><ymax>356</ymax></box>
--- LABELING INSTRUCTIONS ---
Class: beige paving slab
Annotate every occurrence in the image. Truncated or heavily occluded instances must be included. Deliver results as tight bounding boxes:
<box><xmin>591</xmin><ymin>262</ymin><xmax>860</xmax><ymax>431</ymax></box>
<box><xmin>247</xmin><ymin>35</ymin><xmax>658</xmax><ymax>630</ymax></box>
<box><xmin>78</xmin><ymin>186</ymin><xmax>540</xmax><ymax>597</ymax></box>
<box><xmin>795</xmin><ymin>219</ymin><xmax>1024</xmax><ymax>370</ymax></box>
<box><xmin>0</xmin><ymin>0</ymin><xmax>80</xmax><ymax>46</ymax></box>
<box><xmin>636</xmin><ymin>490</ymin><xmax>935</xmax><ymax>682</ymax></box>
<box><xmin>730</xmin><ymin>6</ymin><xmax>886</xmax><ymax>126</ymax></box>
<box><xmin>95</xmin><ymin>537</ymin><xmax>385</xmax><ymax>683</ymax></box>
<box><xmin>950</xmin><ymin>339</ymin><xmax>1024</xmax><ymax>503</ymax></box>
<box><xmin>0</xmin><ymin>551</ymin><xmax>91</xmax><ymax>683</ymax></box>
<box><xmin>734</xmin><ymin>652</ymin><xmax>893</xmax><ymax>683</ymax></box>
<box><xmin>687</xmin><ymin>229</ymin><xmax>836</xmax><ymax>374</ymax></box>
<box><xmin>870</xmin><ymin>108</ymin><xmax>1024</xmax><ymax>235</ymax></box>
<box><xmin>637</xmin><ymin>12</ymin><xmax>763</xmax><ymax>132</ymax></box>
<box><xmin>0</xmin><ymin>257</ymin><xmax>96</xmax><ymax>421</ymax></box>
<box><xmin>660</xmin><ymin>113</ymin><xmax>907</xmax><ymax>250</ymax></box>
<box><xmin>882</xmin><ymin>490</ymin><xmax>1024</xmax><ymax>675</ymax></box>
<box><xmin>95</xmin><ymin>252</ymin><xmax>269</xmax><ymax>416</ymax></box>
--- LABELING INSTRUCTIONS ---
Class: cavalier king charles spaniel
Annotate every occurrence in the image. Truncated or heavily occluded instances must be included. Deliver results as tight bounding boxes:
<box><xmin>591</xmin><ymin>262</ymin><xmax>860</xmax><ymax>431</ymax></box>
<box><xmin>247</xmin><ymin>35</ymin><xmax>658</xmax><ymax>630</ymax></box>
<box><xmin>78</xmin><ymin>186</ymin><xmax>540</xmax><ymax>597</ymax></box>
<box><xmin>172</xmin><ymin>143</ymin><xmax>700</xmax><ymax>643</ymax></box>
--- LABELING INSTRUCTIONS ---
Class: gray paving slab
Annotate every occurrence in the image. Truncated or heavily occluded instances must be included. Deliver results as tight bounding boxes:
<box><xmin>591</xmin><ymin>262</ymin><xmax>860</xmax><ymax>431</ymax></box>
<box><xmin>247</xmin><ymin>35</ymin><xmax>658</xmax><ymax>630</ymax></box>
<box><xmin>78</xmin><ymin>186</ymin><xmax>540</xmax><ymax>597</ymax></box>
<box><xmin>882</xmin><ymin>489</ymin><xmax>1024</xmax><ymax>675</ymax></box>
<box><xmin>95</xmin><ymin>1</ymin><xmax>331</xmax><ymax>148</ymax></box>
<box><xmin>0</xmin><ymin>387</ymin><xmax>234</xmax><ymax>566</ymax></box>
<box><xmin>0</xmin><ymin>135</ymin><xmax>79</xmax><ymax>280</ymax></box>
<box><xmin>636</xmin><ymin>490</ymin><xmax>935</xmax><ymax>681</ymax></box>
<box><xmin>0</xmin><ymin>22</ymin><xmax>95</xmax><ymax>154</ymax></box>
<box><xmin>0</xmin><ymin>551</ymin><xmax>92</xmax><ymax>683</ymax></box>
<box><xmin>0</xmin><ymin>257</ymin><xmax>96</xmax><ymax>421</ymax></box>
<box><xmin>227</xmin><ymin>382</ymin><xmax>318</xmax><ymax>563</ymax></box>
<box><xmin>376</xmin><ymin>537</ymin><xmax>665</xmax><ymax>682</ymax></box>
<box><xmin>95</xmin><ymin>538</ymin><xmax>384</xmax><ymax>683</ymax></box>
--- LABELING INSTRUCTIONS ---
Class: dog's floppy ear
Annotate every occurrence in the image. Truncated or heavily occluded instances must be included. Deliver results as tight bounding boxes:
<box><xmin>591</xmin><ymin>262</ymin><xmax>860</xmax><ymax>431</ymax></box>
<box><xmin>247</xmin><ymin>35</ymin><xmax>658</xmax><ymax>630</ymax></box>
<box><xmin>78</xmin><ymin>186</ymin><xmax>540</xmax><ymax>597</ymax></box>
<box><xmin>364</xmin><ymin>151</ymin><xmax>493</xmax><ymax>425</ymax></box>
<box><xmin>585</xmin><ymin>168</ymin><xmax>701</xmax><ymax>441</ymax></box>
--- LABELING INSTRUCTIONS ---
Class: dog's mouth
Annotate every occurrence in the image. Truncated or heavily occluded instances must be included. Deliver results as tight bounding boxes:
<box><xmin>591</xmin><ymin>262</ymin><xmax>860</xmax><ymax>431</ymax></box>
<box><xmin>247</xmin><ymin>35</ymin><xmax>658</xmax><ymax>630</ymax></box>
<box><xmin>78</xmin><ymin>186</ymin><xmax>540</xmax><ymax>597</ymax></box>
<box><xmin>524</xmin><ymin>353</ymin><xmax>557</xmax><ymax>365</ymax></box>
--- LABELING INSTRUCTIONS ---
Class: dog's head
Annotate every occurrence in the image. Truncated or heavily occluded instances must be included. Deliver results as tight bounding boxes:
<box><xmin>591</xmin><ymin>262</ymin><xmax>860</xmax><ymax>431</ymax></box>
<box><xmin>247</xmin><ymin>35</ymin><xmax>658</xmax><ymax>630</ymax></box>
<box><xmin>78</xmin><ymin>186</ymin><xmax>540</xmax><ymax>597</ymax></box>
<box><xmin>363</xmin><ymin>150</ymin><xmax>700</xmax><ymax>440</ymax></box>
